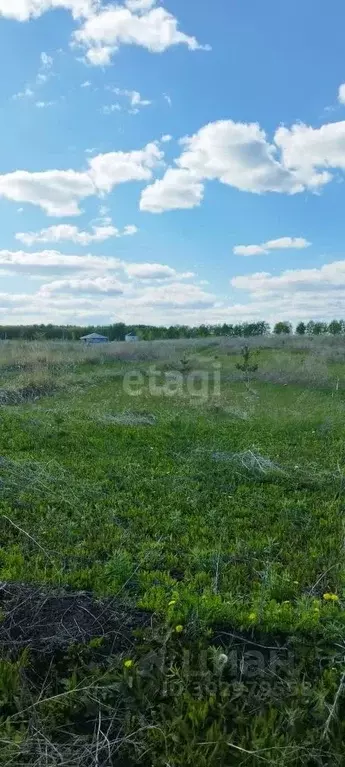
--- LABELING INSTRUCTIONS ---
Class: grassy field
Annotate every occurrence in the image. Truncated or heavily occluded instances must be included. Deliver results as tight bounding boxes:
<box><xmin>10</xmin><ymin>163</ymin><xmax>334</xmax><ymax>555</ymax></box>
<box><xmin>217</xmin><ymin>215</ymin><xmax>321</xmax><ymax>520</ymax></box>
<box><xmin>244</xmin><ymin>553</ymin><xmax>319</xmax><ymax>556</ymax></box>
<box><xmin>1</xmin><ymin>337</ymin><xmax>345</xmax><ymax>765</ymax></box>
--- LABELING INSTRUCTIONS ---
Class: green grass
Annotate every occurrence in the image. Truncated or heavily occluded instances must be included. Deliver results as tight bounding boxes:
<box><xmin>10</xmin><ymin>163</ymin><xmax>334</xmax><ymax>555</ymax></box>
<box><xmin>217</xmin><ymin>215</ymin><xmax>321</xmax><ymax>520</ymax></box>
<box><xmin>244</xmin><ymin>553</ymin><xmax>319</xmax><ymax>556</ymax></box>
<box><xmin>1</xmin><ymin>340</ymin><xmax>345</xmax><ymax>765</ymax></box>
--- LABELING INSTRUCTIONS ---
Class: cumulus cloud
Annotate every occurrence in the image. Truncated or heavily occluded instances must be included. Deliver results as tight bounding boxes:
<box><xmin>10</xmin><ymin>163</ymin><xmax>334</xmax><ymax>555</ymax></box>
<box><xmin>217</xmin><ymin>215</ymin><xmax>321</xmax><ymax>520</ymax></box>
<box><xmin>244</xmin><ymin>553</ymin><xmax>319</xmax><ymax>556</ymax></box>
<box><xmin>0</xmin><ymin>249</ymin><xmax>119</xmax><ymax>275</ymax></box>
<box><xmin>140</xmin><ymin>120</ymin><xmax>303</xmax><ymax>212</ymax></box>
<box><xmin>223</xmin><ymin>258</ymin><xmax>345</xmax><ymax>325</ymax></box>
<box><xmin>0</xmin><ymin>142</ymin><xmax>162</xmax><ymax>216</ymax></box>
<box><xmin>0</xmin><ymin>170</ymin><xmax>95</xmax><ymax>216</ymax></box>
<box><xmin>124</xmin><ymin>282</ymin><xmax>216</xmax><ymax>309</ymax></box>
<box><xmin>39</xmin><ymin>276</ymin><xmax>125</xmax><ymax>295</ymax></box>
<box><xmin>16</xmin><ymin>222</ymin><xmax>138</xmax><ymax>246</ymax></box>
<box><xmin>0</xmin><ymin>277</ymin><xmax>217</xmax><ymax>325</ymax></box>
<box><xmin>231</xmin><ymin>260</ymin><xmax>345</xmax><ymax>293</ymax></box>
<box><xmin>177</xmin><ymin>121</ymin><xmax>302</xmax><ymax>192</ymax></box>
<box><xmin>74</xmin><ymin>4</ymin><xmax>208</xmax><ymax>66</ymax></box>
<box><xmin>0</xmin><ymin>250</ymin><xmax>192</xmax><ymax>289</ymax></box>
<box><xmin>88</xmin><ymin>141</ymin><xmax>163</xmax><ymax>193</ymax></box>
<box><xmin>274</xmin><ymin>120</ymin><xmax>345</xmax><ymax>189</ymax></box>
<box><xmin>140</xmin><ymin>168</ymin><xmax>204</xmax><ymax>212</ymax></box>
<box><xmin>233</xmin><ymin>236</ymin><xmax>311</xmax><ymax>256</ymax></box>
<box><xmin>86</xmin><ymin>45</ymin><xmax>113</xmax><ymax>66</ymax></box>
<box><xmin>141</xmin><ymin>117</ymin><xmax>345</xmax><ymax>213</ymax></box>
<box><xmin>8</xmin><ymin>116</ymin><xmax>345</xmax><ymax>219</ymax></box>
<box><xmin>338</xmin><ymin>84</ymin><xmax>345</xmax><ymax>105</ymax></box>
<box><xmin>0</xmin><ymin>0</ymin><xmax>97</xmax><ymax>21</ymax></box>
<box><xmin>124</xmin><ymin>262</ymin><xmax>194</xmax><ymax>280</ymax></box>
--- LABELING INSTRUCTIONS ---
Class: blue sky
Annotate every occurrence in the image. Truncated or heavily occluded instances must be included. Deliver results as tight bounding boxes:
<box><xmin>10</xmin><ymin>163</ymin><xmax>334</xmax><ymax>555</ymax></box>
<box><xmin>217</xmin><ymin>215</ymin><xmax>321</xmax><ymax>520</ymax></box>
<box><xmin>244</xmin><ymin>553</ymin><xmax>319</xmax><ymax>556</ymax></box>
<box><xmin>1</xmin><ymin>0</ymin><xmax>345</xmax><ymax>326</ymax></box>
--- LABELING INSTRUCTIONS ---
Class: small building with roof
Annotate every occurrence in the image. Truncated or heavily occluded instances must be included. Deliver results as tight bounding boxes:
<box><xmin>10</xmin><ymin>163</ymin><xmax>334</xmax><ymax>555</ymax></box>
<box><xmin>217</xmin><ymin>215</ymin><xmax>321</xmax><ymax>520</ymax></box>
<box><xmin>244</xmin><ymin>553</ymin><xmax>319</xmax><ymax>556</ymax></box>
<box><xmin>80</xmin><ymin>332</ymin><xmax>109</xmax><ymax>344</ymax></box>
<box><xmin>125</xmin><ymin>332</ymin><xmax>139</xmax><ymax>342</ymax></box>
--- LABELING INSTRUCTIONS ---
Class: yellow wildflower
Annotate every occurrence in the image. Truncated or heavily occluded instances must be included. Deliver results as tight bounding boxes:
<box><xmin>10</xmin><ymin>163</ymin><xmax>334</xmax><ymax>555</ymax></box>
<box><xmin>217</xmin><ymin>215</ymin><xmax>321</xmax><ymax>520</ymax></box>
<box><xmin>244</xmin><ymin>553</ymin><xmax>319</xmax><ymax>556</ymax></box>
<box><xmin>124</xmin><ymin>659</ymin><xmax>134</xmax><ymax>669</ymax></box>
<box><xmin>175</xmin><ymin>624</ymin><xmax>184</xmax><ymax>633</ymax></box>
<box><xmin>323</xmin><ymin>593</ymin><xmax>339</xmax><ymax>602</ymax></box>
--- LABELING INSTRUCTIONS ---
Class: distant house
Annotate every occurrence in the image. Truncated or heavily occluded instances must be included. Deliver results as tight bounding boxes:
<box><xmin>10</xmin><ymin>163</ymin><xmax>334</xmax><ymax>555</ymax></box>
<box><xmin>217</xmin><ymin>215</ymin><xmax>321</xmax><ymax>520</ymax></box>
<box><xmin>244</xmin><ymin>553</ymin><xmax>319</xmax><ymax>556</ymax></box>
<box><xmin>80</xmin><ymin>332</ymin><xmax>109</xmax><ymax>344</ymax></box>
<box><xmin>125</xmin><ymin>332</ymin><xmax>139</xmax><ymax>343</ymax></box>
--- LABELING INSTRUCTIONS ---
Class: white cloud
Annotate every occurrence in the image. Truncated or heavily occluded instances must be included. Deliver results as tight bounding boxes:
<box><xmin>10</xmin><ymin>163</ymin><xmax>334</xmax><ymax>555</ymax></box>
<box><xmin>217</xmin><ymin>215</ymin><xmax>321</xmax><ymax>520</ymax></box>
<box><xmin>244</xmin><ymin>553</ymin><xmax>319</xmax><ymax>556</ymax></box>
<box><xmin>86</xmin><ymin>45</ymin><xmax>113</xmax><ymax>66</ymax></box>
<box><xmin>0</xmin><ymin>142</ymin><xmax>163</xmax><ymax>216</ymax></box>
<box><xmin>141</xmin><ymin>120</ymin><xmax>303</xmax><ymax>212</ymax></box>
<box><xmin>0</xmin><ymin>170</ymin><xmax>95</xmax><ymax>216</ymax></box>
<box><xmin>224</xmin><ymin>258</ymin><xmax>345</xmax><ymax>325</ymax></box>
<box><xmin>130</xmin><ymin>89</ymin><xmax>151</xmax><ymax>107</ymax></box>
<box><xmin>126</xmin><ymin>281</ymin><xmax>215</xmax><ymax>308</ymax></box>
<box><xmin>0</xmin><ymin>250</ymin><xmax>192</xmax><ymax>290</ymax></box>
<box><xmin>102</xmin><ymin>103</ymin><xmax>122</xmax><ymax>114</ymax></box>
<box><xmin>123</xmin><ymin>225</ymin><xmax>138</xmax><ymax>236</ymax></box>
<box><xmin>12</xmin><ymin>50</ymin><xmax>54</xmax><ymax>100</ymax></box>
<box><xmin>231</xmin><ymin>260</ymin><xmax>345</xmax><ymax>293</ymax></box>
<box><xmin>0</xmin><ymin>0</ymin><xmax>97</xmax><ymax>21</ymax></box>
<box><xmin>125</xmin><ymin>0</ymin><xmax>157</xmax><ymax>11</ymax></box>
<box><xmin>104</xmin><ymin>87</ymin><xmax>152</xmax><ymax>113</ymax></box>
<box><xmin>0</xmin><ymin>249</ymin><xmax>119</xmax><ymax>275</ymax></box>
<box><xmin>234</xmin><ymin>236</ymin><xmax>311</xmax><ymax>256</ymax></box>
<box><xmin>12</xmin><ymin>86</ymin><xmax>34</xmax><ymax>100</ymax></box>
<box><xmin>41</xmin><ymin>51</ymin><xmax>53</xmax><ymax>68</ymax></box>
<box><xmin>142</xmin><ymin>117</ymin><xmax>345</xmax><ymax>213</ymax></box>
<box><xmin>81</xmin><ymin>80</ymin><xmax>91</xmax><ymax>87</ymax></box>
<box><xmin>36</xmin><ymin>50</ymin><xmax>54</xmax><ymax>82</ymax></box>
<box><xmin>124</xmin><ymin>262</ymin><xmax>189</xmax><ymax>280</ymax></box>
<box><xmin>140</xmin><ymin>168</ymin><xmax>204</xmax><ymax>212</ymax></box>
<box><xmin>74</xmin><ymin>4</ymin><xmax>208</xmax><ymax>66</ymax></box>
<box><xmin>178</xmin><ymin>120</ymin><xmax>303</xmax><ymax>192</ymax></box>
<box><xmin>88</xmin><ymin>141</ymin><xmax>163</xmax><ymax>193</ymax></box>
<box><xmin>16</xmin><ymin>222</ymin><xmax>138</xmax><ymax>246</ymax></box>
<box><xmin>274</xmin><ymin>120</ymin><xmax>345</xmax><ymax>189</ymax></box>
<box><xmin>161</xmin><ymin>134</ymin><xmax>172</xmax><ymax>143</ymax></box>
<box><xmin>40</xmin><ymin>276</ymin><xmax>124</xmax><ymax>295</ymax></box>
<box><xmin>233</xmin><ymin>245</ymin><xmax>267</xmax><ymax>257</ymax></box>
<box><xmin>35</xmin><ymin>100</ymin><xmax>56</xmax><ymax>108</ymax></box>
<box><xmin>338</xmin><ymin>84</ymin><xmax>345</xmax><ymax>105</ymax></box>
<box><xmin>0</xmin><ymin>277</ymin><xmax>218</xmax><ymax>325</ymax></box>
<box><xmin>10</xmin><ymin>115</ymin><xmax>345</xmax><ymax>220</ymax></box>
<box><xmin>264</xmin><ymin>237</ymin><xmax>311</xmax><ymax>251</ymax></box>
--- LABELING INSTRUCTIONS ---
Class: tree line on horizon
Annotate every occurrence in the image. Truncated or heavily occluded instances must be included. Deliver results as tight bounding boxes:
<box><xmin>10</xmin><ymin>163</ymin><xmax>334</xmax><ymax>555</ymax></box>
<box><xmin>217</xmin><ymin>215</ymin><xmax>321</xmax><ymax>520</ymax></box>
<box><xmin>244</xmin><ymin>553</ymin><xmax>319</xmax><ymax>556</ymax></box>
<box><xmin>0</xmin><ymin>320</ymin><xmax>345</xmax><ymax>341</ymax></box>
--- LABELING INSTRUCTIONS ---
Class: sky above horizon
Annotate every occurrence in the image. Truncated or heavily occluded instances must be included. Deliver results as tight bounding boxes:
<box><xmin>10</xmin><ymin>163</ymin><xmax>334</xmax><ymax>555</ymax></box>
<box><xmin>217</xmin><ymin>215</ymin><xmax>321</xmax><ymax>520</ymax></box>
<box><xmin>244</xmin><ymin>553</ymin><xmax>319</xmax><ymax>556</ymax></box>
<box><xmin>2</xmin><ymin>0</ymin><xmax>345</xmax><ymax>327</ymax></box>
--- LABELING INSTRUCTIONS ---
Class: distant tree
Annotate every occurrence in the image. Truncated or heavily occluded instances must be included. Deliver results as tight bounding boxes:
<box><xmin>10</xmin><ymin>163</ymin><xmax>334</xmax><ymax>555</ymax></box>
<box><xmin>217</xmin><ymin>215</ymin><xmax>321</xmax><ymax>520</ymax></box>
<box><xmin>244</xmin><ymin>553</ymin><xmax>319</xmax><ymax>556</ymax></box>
<box><xmin>306</xmin><ymin>321</ymin><xmax>315</xmax><ymax>335</ymax></box>
<box><xmin>274</xmin><ymin>321</ymin><xmax>292</xmax><ymax>335</ymax></box>
<box><xmin>328</xmin><ymin>320</ymin><xmax>343</xmax><ymax>335</ymax></box>
<box><xmin>312</xmin><ymin>322</ymin><xmax>327</xmax><ymax>335</ymax></box>
<box><xmin>296</xmin><ymin>322</ymin><xmax>306</xmax><ymax>335</ymax></box>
